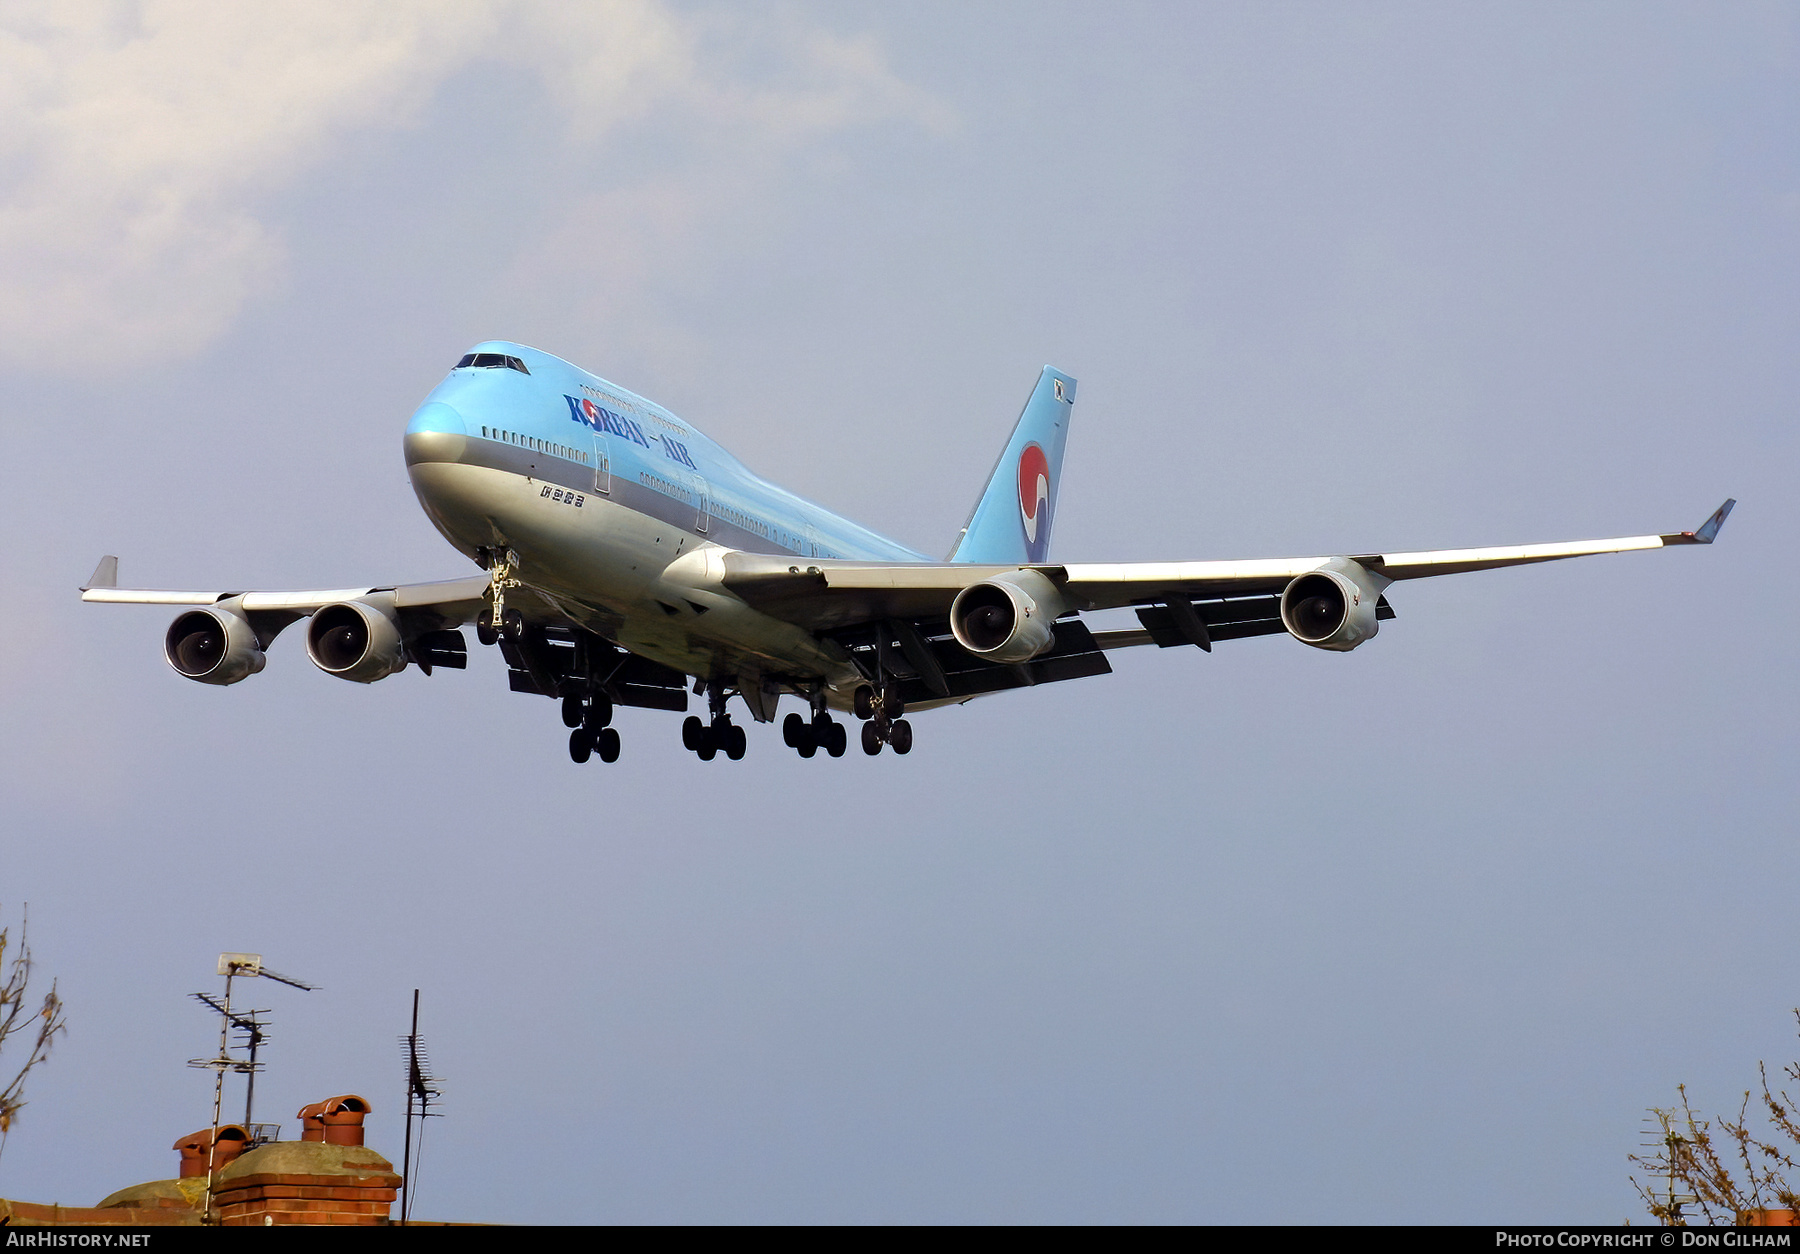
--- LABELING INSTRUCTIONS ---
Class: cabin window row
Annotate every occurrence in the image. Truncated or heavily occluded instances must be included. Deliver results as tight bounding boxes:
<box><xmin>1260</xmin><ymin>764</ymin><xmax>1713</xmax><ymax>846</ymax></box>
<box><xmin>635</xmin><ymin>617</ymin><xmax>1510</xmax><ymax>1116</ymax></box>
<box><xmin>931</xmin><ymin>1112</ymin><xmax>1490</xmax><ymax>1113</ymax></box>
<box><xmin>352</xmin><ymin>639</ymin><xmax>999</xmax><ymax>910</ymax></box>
<box><xmin>639</xmin><ymin>470</ymin><xmax>693</xmax><ymax>505</ymax></box>
<box><xmin>481</xmin><ymin>426</ymin><xmax>590</xmax><ymax>465</ymax></box>
<box><xmin>717</xmin><ymin>503</ymin><xmax>770</xmax><ymax>540</ymax></box>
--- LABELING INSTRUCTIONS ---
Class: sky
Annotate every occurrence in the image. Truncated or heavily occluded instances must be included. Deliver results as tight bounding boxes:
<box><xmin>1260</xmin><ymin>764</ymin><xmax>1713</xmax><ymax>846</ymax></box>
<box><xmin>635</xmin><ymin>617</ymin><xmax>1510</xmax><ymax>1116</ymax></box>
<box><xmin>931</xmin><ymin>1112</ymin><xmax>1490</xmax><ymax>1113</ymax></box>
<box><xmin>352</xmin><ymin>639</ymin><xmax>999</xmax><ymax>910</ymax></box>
<box><xmin>0</xmin><ymin>0</ymin><xmax>1795</xmax><ymax>1224</ymax></box>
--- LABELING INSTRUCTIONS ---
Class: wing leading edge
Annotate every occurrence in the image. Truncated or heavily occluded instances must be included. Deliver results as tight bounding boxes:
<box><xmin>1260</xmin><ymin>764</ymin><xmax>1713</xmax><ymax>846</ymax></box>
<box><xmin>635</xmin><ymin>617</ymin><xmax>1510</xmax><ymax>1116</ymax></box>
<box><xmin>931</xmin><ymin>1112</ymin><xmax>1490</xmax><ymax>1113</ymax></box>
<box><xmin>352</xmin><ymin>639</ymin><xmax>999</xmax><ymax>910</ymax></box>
<box><xmin>80</xmin><ymin>557</ymin><xmax>491</xmax><ymax>618</ymax></box>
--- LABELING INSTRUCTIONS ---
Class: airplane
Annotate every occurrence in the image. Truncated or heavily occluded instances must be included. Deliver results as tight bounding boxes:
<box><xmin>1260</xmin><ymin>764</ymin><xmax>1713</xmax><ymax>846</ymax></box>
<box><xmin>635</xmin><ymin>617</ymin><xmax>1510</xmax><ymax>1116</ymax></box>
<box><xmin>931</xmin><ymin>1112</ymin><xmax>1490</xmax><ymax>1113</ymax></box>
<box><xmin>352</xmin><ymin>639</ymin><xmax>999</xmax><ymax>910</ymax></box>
<box><xmin>82</xmin><ymin>340</ymin><xmax>1735</xmax><ymax>764</ymax></box>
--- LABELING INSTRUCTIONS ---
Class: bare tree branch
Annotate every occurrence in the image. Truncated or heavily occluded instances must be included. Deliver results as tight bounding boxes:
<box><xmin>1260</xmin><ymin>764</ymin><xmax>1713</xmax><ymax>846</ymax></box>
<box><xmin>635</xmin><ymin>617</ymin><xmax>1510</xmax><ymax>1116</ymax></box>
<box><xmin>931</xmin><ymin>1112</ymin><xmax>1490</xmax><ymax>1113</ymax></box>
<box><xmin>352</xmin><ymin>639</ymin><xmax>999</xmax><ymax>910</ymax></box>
<box><xmin>1631</xmin><ymin>1011</ymin><xmax>1800</xmax><ymax>1225</ymax></box>
<box><xmin>0</xmin><ymin>904</ymin><xmax>68</xmax><ymax>1169</ymax></box>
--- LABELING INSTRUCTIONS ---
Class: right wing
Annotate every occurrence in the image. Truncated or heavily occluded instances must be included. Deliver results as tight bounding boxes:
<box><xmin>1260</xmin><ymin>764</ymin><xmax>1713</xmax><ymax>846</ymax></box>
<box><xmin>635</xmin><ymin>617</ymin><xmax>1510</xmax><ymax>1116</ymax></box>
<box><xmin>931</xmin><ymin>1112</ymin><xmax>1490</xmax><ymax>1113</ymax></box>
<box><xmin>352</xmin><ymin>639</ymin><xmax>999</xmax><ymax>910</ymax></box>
<box><xmin>79</xmin><ymin>556</ymin><xmax>491</xmax><ymax>621</ymax></box>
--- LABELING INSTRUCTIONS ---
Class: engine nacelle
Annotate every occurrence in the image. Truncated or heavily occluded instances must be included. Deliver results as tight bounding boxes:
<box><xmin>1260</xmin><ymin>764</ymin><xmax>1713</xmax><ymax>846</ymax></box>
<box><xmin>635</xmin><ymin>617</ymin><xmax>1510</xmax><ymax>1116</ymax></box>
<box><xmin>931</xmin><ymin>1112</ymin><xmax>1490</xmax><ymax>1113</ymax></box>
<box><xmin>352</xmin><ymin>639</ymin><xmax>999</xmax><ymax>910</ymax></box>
<box><xmin>165</xmin><ymin>605</ymin><xmax>267</xmax><ymax>685</ymax></box>
<box><xmin>306</xmin><ymin>598</ymin><xmax>407</xmax><ymax>683</ymax></box>
<box><xmin>949</xmin><ymin>568</ymin><xmax>1070</xmax><ymax>664</ymax></box>
<box><xmin>1279</xmin><ymin>562</ymin><xmax>1387</xmax><ymax>652</ymax></box>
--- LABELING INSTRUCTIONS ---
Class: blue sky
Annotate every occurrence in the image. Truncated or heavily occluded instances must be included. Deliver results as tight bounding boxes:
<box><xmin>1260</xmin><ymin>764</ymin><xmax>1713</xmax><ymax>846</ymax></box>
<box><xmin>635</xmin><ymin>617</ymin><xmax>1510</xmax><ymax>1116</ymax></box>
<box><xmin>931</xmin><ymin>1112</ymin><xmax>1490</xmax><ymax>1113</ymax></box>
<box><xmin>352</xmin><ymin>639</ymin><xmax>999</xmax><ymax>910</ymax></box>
<box><xmin>0</xmin><ymin>1</ymin><xmax>1794</xmax><ymax>1222</ymax></box>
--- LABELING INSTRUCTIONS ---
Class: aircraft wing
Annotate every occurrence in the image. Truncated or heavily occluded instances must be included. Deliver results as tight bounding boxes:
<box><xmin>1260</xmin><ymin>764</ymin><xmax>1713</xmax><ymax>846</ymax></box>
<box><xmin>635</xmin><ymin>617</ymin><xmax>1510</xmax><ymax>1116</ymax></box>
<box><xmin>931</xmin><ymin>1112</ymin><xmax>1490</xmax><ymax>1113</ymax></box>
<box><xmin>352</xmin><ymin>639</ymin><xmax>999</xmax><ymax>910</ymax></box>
<box><xmin>79</xmin><ymin>556</ymin><xmax>491</xmax><ymax>620</ymax></box>
<box><xmin>722</xmin><ymin>499</ymin><xmax>1736</xmax><ymax>629</ymax></box>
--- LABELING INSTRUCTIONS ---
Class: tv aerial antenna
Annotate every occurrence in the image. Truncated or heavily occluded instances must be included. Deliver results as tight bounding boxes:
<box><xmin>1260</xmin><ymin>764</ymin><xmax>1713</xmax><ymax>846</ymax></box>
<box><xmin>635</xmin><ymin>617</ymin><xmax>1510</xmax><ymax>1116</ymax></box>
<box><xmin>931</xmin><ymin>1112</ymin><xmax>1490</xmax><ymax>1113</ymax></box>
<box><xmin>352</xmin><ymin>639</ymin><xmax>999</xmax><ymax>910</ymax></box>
<box><xmin>186</xmin><ymin>953</ymin><xmax>316</xmax><ymax>1222</ymax></box>
<box><xmin>397</xmin><ymin>989</ymin><xmax>444</xmax><ymax>1227</ymax></box>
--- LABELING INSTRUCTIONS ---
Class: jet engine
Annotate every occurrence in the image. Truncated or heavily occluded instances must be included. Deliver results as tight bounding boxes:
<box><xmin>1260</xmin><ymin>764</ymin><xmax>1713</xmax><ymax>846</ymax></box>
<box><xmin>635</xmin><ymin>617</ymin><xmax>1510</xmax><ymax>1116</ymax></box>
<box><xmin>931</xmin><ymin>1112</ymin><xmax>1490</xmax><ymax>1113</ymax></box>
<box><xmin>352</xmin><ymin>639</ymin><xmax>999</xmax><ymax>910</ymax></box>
<box><xmin>1279</xmin><ymin>562</ymin><xmax>1387</xmax><ymax>652</ymax></box>
<box><xmin>949</xmin><ymin>568</ymin><xmax>1070</xmax><ymax>664</ymax></box>
<box><xmin>165</xmin><ymin>605</ymin><xmax>267</xmax><ymax>685</ymax></box>
<box><xmin>305</xmin><ymin>598</ymin><xmax>407</xmax><ymax>683</ymax></box>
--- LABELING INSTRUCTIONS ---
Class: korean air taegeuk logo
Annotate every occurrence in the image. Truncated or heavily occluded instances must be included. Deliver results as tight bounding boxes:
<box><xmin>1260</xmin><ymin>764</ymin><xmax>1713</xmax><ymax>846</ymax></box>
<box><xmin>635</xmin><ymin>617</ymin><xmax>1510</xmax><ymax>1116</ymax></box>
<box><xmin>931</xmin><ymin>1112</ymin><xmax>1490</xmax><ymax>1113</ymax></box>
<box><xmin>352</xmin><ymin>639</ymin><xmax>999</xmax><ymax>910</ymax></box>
<box><xmin>1017</xmin><ymin>441</ymin><xmax>1052</xmax><ymax>563</ymax></box>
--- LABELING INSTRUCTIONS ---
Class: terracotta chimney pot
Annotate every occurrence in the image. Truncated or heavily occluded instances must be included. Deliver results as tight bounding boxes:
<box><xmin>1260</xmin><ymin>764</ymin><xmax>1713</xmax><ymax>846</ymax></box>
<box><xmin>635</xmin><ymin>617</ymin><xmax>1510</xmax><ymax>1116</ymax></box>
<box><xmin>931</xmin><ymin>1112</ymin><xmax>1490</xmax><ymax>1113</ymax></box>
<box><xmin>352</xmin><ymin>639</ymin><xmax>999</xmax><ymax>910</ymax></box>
<box><xmin>301</xmin><ymin>1094</ymin><xmax>372</xmax><ymax>1147</ymax></box>
<box><xmin>296</xmin><ymin>1100</ymin><xmax>329</xmax><ymax>1142</ymax></box>
<box><xmin>172</xmin><ymin>1125</ymin><xmax>251</xmax><ymax>1178</ymax></box>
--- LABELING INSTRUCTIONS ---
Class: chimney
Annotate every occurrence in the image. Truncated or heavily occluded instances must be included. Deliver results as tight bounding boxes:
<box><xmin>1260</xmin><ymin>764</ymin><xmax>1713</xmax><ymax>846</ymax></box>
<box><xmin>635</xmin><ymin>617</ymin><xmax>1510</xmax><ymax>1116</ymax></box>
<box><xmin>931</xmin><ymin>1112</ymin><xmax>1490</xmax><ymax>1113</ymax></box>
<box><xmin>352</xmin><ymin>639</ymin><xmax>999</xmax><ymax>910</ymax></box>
<box><xmin>211</xmin><ymin>1098</ymin><xmax>399</xmax><ymax>1226</ymax></box>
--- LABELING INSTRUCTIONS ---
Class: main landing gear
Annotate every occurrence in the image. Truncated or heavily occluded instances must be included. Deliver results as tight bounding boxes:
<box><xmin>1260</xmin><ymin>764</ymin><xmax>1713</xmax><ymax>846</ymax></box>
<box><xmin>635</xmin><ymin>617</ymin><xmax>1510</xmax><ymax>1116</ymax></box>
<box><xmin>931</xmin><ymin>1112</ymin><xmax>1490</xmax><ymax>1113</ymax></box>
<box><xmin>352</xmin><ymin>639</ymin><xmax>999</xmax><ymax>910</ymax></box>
<box><xmin>682</xmin><ymin>714</ymin><xmax>746</xmax><ymax>761</ymax></box>
<box><xmin>853</xmin><ymin>682</ymin><xmax>912</xmax><ymax>756</ymax></box>
<box><xmin>683</xmin><ymin>683</ymin><xmax>746</xmax><ymax>761</ymax></box>
<box><xmin>564</xmin><ymin>689</ymin><xmax>620</xmax><ymax>764</ymax></box>
<box><xmin>782</xmin><ymin>711</ymin><xmax>847</xmax><ymax>758</ymax></box>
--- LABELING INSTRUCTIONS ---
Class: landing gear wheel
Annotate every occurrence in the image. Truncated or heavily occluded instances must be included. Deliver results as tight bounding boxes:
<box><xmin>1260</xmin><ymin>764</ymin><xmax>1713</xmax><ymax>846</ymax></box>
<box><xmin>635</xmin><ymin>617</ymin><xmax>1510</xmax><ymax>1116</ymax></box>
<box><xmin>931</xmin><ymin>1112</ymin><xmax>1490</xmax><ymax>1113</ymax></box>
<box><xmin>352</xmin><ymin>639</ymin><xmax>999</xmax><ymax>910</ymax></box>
<box><xmin>696</xmin><ymin>728</ymin><xmax>718</xmax><ymax>762</ymax></box>
<box><xmin>796</xmin><ymin>730</ymin><xmax>818</xmax><ymax>758</ymax></box>
<box><xmin>861</xmin><ymin>720</ymin><xmax>884</xmax><ymax>755</ymax></box>
<box><xmin>882</xmin><ymin>684</ymin><xmax>905</xmax><ymax>718</ymax></box>
<box><xmin>682</xmin><ymin>716</ymin><xmax>705</xmax><ymax>751</ymax></box>
<box><xmin>826</xmin><ymin>720</ymin><xmax>847</xmax><ymax>758</ymax></box>
<box><xmin>889</xmin><ymin>718</ymin><xmax>913</xmax><ymax>755</ymax></box>
<box><xmin>476</xmin><ymin>613</ymin><xmax>498</xmax><ymax>647</ymax></box>
<box><xmin>783</xmin><ymin>712</ymin><xmax>806</xmax><ymax>748</ymax></box>
<box><xmin>502</xmin><ymin>608</ymin><xmax>525</xmax><ymax>639</ymax></box>
<box><xmin>854</xmin><ymin>685</ymin><xmax>875</xmax><ymax>720</ymax></box>
<box><xmin>562</xmin><ymin>693</ymin><xmax>585</xmax><ymax>729</ymax></box>
<box><xmin>725</xmin><ymin>722</ymin><xmax>747</xmax><ymax>761</ymax></box>
<box><xmin>584</xmin><ymin>696</ymin><xmax>613</xmax><ymax>731</ymax></box>
<box><xmin>568</xmin><ymin>728</ymin><xmax>593</xmax><ymax>763</ymax></box>
<box><xmin>596</xmin><ymin>727</ymin><xmax>621</xmax><ymax>763</ymax></box>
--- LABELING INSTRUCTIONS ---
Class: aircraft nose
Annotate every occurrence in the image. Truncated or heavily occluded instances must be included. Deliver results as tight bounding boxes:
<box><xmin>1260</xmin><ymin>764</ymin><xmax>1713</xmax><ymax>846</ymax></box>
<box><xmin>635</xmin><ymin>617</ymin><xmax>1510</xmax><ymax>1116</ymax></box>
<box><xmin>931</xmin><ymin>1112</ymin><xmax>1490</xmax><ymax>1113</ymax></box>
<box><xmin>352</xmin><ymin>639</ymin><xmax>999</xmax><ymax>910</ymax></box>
<box><xmin>404</xmin><ymin>401</ymin><xmax>468</xmax><ymax>466</ymax></box>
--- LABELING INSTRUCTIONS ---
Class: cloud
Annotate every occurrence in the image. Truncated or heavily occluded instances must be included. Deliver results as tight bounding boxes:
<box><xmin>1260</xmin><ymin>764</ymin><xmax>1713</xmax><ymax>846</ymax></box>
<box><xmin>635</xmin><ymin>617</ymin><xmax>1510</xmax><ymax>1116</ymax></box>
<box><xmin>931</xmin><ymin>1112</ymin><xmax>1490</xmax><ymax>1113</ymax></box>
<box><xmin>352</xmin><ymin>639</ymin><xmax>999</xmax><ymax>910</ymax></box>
<box><xmin>0</xmin><ymin>0</ymin><xmax>940</xmax><ymax>372</ymax></box>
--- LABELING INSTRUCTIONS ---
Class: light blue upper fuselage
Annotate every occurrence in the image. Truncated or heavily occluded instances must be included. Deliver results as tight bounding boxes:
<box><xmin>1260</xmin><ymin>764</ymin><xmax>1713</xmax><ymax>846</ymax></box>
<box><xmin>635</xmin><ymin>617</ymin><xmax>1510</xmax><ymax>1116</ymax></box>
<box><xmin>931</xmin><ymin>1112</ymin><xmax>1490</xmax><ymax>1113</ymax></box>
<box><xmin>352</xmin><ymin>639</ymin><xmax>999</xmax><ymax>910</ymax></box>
<box><xmin>406</xmin><ymin>341</ymin><xmax>929</xmax><ymax>564</ymax></box>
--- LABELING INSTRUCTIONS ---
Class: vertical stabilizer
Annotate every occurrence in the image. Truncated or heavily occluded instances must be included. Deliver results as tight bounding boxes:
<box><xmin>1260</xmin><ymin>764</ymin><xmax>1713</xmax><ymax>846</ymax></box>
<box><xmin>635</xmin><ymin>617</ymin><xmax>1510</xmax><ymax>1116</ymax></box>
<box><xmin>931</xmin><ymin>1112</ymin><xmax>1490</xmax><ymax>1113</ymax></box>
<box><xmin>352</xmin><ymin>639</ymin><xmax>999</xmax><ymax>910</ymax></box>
<box><xmin>948</xmin><ymin>367</ymin><xmax>1076</xmax><ymax>563</ymax></box>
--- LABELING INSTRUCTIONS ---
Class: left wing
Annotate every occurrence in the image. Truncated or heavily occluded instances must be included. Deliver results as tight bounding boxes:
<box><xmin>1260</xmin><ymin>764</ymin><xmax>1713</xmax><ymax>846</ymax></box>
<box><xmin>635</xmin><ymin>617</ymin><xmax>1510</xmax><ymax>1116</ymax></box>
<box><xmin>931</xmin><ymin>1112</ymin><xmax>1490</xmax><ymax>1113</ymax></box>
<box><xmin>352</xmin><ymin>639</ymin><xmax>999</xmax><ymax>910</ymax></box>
<box><xmin>717</xmin><ymin>500</ymin><xmax>1732</xmax><ymax>705</ymax></box>
<box><xmin>723</xmin><ymin>499</ymin><xmax>1736</xmax><ymax>630</ymax></box>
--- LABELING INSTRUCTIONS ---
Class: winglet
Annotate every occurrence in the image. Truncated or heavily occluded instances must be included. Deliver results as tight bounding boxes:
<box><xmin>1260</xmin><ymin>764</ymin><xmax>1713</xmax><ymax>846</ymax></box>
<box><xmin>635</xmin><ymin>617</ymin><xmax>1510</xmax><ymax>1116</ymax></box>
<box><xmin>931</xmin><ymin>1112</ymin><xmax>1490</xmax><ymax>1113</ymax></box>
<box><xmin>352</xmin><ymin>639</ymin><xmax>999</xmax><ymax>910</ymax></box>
<box><xmin>1663</xmin><ymin>499</ymin><xmax>1735</xmax><ymax>546</ymax></box>
<box><xmin>82</xmin><ymin>555</ymin><xmax>119</xmax><ymax>592</ymax></box>
<box><xmin>1693</xmin><ymin>498</ymin><xmax>1735</xmax><ymax>544</ymax></box>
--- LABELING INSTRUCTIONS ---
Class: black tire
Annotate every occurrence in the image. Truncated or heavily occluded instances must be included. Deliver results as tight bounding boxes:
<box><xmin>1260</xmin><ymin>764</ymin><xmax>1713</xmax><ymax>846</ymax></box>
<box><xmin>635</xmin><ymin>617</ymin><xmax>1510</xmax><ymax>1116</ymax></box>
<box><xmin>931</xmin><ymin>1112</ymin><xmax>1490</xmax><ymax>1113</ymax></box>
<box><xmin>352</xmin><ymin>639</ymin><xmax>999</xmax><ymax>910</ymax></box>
<box><xmin>726</xmin><ymin>723</ymin><xmax>747</xmax><ymax>760</ymax></box>
<box><xmin>502</xmin><ymin>609</ymin><xmax>525</xmax><ymax>638</ymax></box>
<box><xmin>568</xmin><ymin>728</ymin><xmax>592</xmax><ymax>763</ymax></box>
<box><xmin>596</xmin><ymin>727</ymin><xmax>621</xmax><ymax>763</ymax></box>
<box><xmin>882</xmin><ymin>684</ymin><xmax>905</xmax><ymax>718</ymax></box>
<box><xmin>476</xmin><ymin>620</ymin><xmax>498</xmax><ymax>647</ymax></box>
<box><xmin>562</xmin><ymin>693</ymin><xmax>584</xmax><ymax>729</ymax></box>
<box><xmin>696</xmin><ymin>729</ymin><xmax>718</xmax><ymax>761</ymax></box>
<box><xmin>584</xmin><ymin>696</ymin><xmax>613</xmax><ymax>731</ymax></box>
<box><xmin>890</xmin><ymin>718</ymin><xmax>913</xmax><ymax>755</ymax></box>
<box><xmin>682</xmin><ymin>715</ymin><xmax>704</xmax><ymax>751</ymax></box>
<box><xmin>797</xmin><ymin>733</ymin><xmax>818</xmax><ymax>758</ymax></box>
<box><xmin>783</xmin><ymin>712</ymin><xmax>806</xmax><ymax>747</ymax></box>
<box><xmin>853</xmin><ymin>685</ymin><xmax>875</xmax><ymax>720</ymax></box>
<box><xmin>826</xmin><ymin>720</ymin><xmax>847</xmax><ymax>758</ymax></box>
<box><xmin>861</xmin><ymin>720</ymin><xmax>883</xmax><ymax>755</ymax></box>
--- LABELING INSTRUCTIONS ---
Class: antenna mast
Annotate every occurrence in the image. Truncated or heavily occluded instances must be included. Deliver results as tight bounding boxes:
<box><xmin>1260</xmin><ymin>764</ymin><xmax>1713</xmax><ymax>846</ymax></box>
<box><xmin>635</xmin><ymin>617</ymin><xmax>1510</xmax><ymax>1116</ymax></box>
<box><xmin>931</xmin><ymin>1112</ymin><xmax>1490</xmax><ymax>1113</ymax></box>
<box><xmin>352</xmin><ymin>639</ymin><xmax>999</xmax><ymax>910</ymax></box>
<box><xmin>398</xmin><ymin>989</ymin><xmax>443</xmax><ymax>1227</ymax></box>
<box><xmin>187</xmin><ymin>953</ymin><xmax>315</xmax><ymax>1223</ymax></box>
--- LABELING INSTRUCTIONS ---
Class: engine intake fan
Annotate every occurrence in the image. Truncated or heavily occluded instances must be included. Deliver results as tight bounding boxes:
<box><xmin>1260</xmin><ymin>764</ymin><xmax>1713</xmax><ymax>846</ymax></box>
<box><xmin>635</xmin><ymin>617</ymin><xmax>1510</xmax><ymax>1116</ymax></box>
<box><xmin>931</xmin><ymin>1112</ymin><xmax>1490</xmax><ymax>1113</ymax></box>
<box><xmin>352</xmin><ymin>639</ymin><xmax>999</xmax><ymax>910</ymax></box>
<box><xmin>949</xmin><ymin>568</ymin><xmax>1070</xmax><ymax>664</ymax></box>
<box><xmin>1278</xmin><ymin>561</ymin><xmax>1388</xmax><ymax>652</ymax></box>
<box><xmin>306</xmin><ymin>597</ymin><xmax>407</xmax><ymax>683</ymax></box>
<box><xmin>165</xmin><ymin>604</ymin><xmax>266</xmax><ymax>685</ymax></box>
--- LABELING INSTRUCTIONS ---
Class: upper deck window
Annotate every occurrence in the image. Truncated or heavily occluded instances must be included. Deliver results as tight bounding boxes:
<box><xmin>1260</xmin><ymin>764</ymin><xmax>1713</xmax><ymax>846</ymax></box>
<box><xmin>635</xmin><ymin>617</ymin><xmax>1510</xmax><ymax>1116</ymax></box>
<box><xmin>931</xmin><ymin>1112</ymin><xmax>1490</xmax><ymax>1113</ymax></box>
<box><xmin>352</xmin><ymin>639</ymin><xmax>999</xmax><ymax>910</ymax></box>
<box><xmin>454</xmin><ymin>353</ymin><xmax>530</xmax><ymax>374</ymax></box>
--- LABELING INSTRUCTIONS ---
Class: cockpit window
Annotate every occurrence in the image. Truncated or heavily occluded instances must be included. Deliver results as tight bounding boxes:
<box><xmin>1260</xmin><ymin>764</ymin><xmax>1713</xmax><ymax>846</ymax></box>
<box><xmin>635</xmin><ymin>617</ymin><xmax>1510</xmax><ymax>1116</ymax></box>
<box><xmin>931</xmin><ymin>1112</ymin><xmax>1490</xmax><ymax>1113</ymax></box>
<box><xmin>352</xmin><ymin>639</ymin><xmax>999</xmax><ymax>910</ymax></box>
<box><xmin>454</xmin><ymin>353</ymin><xmax>530</xmax><ymax>374</ymax></box>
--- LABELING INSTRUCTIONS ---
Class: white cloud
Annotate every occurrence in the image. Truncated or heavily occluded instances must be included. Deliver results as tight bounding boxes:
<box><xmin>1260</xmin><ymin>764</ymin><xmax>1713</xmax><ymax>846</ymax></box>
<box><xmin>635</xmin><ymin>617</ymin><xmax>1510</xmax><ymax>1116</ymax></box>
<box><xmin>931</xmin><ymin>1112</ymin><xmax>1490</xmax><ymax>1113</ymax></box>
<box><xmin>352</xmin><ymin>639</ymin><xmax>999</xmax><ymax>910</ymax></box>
<box><xmin>0</xmin><ymin>0</ymin><xmax>940</xmax><ymax>371</ymax></box>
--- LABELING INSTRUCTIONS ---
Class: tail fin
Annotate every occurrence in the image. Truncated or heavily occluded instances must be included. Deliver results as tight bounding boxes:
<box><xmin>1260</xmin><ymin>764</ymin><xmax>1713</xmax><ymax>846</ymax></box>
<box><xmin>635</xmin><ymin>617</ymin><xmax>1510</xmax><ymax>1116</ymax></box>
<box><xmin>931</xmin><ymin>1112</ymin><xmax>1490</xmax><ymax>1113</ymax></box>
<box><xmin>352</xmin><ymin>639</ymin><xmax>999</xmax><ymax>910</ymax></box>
<box><xmin>947</xmin><ymin>367</ymin><xmax>1076</xmax><ymax>563</ymax></box>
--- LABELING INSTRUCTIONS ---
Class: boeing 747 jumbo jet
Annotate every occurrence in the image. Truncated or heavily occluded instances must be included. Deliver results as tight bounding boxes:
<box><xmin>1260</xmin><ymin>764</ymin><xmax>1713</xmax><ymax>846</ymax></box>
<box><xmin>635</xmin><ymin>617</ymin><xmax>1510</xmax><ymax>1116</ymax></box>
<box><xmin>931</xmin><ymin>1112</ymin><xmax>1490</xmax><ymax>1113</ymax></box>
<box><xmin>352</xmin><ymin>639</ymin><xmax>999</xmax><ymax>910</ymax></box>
<box><xmin>83</xmin><ymin>341</ymin><xmax>1734</xmax><ymax>764</ymax></box>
